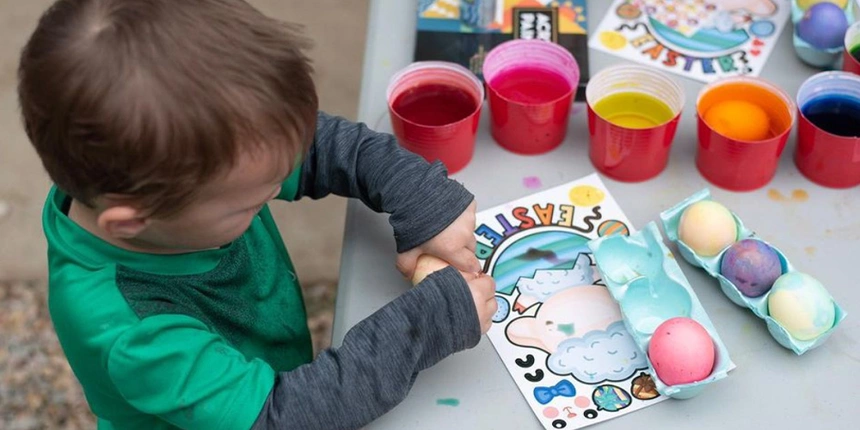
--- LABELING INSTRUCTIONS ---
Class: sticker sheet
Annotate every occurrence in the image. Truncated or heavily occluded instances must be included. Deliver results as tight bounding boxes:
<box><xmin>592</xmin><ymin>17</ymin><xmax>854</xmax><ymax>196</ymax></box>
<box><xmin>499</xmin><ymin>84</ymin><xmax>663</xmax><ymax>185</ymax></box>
<box><xmin>475</xmin><ymin>174</ymin><xmax>665</xmax><ymax>429</ymax></box>
<box><xmin>589</xmin><ymin>0</ymin><xmax>791</xmax><ymax>83</ymax></box>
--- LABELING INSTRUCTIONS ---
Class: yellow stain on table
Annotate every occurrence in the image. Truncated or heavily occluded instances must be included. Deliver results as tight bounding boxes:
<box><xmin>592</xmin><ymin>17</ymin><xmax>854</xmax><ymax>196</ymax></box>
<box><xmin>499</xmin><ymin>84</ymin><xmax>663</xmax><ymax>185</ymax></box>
<box><xmin>569</xmin><ymin>185</ymin><xmax>605</xmax><ymax>207</ymax></box>
<box><xmin>805</xmin><ymin>246</ymin><xmax>817</xmax><ymax>256</ymax></box>
<box><xmin>791</xmin><ymin>189</ymin><xmax>809</xmax><ymax>202</ymax></box>
<box><xmin>768</xmin><ymin>189</ymin><xmax>810</xmax><ymax>203</ymax></box>
<box><xmin>592</xmin><ymin>92</ymin><xmax>675</xmax><ymax>129</ymax></box>
<box><xmin>767</xmin><ymin>189</ymin><xmax>787</xmax><ymax>201</ymax></box>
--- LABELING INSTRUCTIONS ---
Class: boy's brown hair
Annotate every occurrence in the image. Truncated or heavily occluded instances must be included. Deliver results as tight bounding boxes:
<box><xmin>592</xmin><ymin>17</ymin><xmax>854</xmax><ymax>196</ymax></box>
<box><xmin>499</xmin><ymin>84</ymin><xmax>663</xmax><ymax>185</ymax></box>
<box><xmin>19</xmin><ymin>0</ymin><xmax>318</xmax><ymax>217</ymax></box>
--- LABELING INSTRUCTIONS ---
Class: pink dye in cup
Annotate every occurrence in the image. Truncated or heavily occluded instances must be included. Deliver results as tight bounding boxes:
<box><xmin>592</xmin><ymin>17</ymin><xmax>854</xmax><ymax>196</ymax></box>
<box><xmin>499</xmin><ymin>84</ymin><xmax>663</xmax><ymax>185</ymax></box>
<box><xmin>483</xmin><ymin>39</ymin><xmax>579</xmax><ymax>155</ymax></box>
<box><xmin>489</xmin><ymin>67</ymin><xmax>572</xmax><ymax>104</ymax></box>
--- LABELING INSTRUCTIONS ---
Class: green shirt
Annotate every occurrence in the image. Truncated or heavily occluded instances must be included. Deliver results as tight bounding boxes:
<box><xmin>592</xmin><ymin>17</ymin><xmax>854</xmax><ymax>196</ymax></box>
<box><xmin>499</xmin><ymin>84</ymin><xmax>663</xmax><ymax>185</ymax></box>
<box><xmin>44</xmin><ymin>113</ymin><xmax>479</xmax><ymax>430</ymax></box>
<box><xmin>45</xmin><ymin>167</ymin><xmax>307</xmax><ymax>430</ymax></box>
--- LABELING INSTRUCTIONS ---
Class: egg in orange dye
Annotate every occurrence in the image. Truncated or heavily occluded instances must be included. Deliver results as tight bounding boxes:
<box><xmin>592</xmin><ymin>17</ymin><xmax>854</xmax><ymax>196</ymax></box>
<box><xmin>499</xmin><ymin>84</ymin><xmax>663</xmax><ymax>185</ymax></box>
<box><xmin>704</xmin><ymin>100</ymin><xmax>771</xmax><ymax>141</ymax></box>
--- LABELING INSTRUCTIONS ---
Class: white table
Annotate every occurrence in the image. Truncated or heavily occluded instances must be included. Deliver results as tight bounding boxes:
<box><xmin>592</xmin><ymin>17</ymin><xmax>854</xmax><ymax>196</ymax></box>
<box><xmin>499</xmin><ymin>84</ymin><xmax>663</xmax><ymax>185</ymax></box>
<box><xmin>334</xmin><ymin>1</ymin><xmax>860</xmax><ymax>428</ymax></box>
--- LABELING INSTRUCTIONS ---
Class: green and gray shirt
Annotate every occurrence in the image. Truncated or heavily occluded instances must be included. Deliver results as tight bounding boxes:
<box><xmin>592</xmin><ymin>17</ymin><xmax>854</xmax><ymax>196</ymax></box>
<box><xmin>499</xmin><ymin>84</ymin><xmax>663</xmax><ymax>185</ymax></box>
<box><xmin>44</xmin><ymin>112</ymin><xmax>479</xmax><ymax>430</ymax></box>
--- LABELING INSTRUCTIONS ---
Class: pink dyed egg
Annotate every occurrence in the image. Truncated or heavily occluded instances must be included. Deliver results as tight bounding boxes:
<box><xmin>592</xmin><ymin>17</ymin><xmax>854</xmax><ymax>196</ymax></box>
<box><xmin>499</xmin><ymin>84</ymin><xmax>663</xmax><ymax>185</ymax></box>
<box><xmin>648</xmin><ymin>317</ymin><xmax>715</xmax><ymax>386</ymax></box>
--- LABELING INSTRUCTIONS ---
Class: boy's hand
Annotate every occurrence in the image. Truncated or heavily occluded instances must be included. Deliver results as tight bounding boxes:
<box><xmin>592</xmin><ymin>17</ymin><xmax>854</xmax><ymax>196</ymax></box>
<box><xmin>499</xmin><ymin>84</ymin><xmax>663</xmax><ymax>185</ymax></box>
<box><xmin>396</xmin><ymin>201</ymin><xmax>481</xmax><ymax>279</ymax></box>
<box><xmin>410</xmin><ymin>255</ymin><xmax>497</xmax><ymax>335</ymax></box>
<box><xmin>462</xmin><ymin>271</ymin><xmax>497</xmax><ymax>334</ymax></box>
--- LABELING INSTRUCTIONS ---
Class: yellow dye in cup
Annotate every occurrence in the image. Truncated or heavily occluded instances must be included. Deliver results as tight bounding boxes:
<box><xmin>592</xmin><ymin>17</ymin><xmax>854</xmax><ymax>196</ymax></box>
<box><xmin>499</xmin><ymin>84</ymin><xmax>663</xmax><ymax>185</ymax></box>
<box><xmin>592</xmin><ymin>92</ymin><xmax>675</xmax><ymax>129</ymax></box>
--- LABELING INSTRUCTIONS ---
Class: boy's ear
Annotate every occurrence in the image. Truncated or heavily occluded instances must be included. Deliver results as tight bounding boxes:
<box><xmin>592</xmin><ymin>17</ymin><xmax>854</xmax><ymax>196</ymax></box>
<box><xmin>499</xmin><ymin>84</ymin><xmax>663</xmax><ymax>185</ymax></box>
<box><xmin>96</xmin><ymin>205</ymin><xmax>150</xmax><ymax>239</ymax></box>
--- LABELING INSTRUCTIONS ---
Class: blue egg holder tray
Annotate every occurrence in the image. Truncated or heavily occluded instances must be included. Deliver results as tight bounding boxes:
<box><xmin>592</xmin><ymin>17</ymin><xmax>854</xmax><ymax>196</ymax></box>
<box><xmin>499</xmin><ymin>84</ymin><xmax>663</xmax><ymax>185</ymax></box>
<box><xmin>660</xmin><ymin>188</ymin><xmax>847</xmax><ymax>355</ymax></box>
<box><xmin>791</xmin><ymin>1</ymin><xmax>855</xmax><ymax>69</ymax></box>
<box><xmin>588</xmin><ymin>222</ymin><xmax>735</xmax><ymax>400</ymax></box>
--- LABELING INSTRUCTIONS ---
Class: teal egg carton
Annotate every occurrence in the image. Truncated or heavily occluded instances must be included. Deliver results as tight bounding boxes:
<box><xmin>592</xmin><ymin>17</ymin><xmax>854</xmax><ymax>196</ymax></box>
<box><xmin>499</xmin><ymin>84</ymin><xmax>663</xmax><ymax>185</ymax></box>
<box><xmin>660</xmin><ymin>189</ymin><xmax>847</xmax><ymax>355</ymax></box>
<box><xmin>588</xmin><ymin>222</ymin><xmax>735</xmax><ymax>400</ymax></box>
<box><xmin>791</xmin><ymin>0</ymin><xmax>855</xmax><ymax>69</ymax></box>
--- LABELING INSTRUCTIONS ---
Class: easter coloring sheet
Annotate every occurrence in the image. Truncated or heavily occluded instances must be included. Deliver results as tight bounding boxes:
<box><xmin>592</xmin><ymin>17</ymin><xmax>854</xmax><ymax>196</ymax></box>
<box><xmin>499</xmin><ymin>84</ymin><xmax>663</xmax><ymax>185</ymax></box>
<box><xmin>474</xmin><ymin>174</ymin><xmax>665</xmax><ymax>430</ymax></box>
<box><xmin>589</xmin><ymin>0</ymin><xmax>791</xmax><ymax>83</ymax></box>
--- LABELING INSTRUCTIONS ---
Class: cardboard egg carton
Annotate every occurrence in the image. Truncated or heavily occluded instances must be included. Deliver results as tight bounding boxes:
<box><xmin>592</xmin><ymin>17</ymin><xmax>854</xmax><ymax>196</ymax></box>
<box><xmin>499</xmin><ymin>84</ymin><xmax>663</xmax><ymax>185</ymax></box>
<box><xmin>588</xmin><ymin>222</ymin><xmax>735</xmax><ymax>399</ymax></box>
<box><xmin>660</xmin><ymin>188</ymin><xmax>847</xmax><ymax>355</ymax></box>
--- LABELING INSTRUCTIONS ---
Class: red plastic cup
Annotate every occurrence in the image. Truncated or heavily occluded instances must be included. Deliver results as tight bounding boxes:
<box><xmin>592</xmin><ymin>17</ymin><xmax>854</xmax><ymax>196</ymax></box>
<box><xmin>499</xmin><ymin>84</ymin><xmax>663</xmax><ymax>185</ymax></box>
<box><xmin>695</xmin><ymin>77</ymin><xmax>796</xmax><ymax>192</ymax></box>
<box><xmin>795</xmin><ymin>71</ymin><xmax>860</xmax><ymax>188</ymax></box>
<box><xmin>585</xmin><ymin>65</ymin><xmax>684</xmax><ymax>182</ymax></box>
<box><xmin>387</xmin><ymin>62</ymin><xmax>484</xmax><ymax>174</ymax></box>
<box><xmin>843</xmin><ymin>21</ymin><xmax>860</xmax><ymax>75</ymax></box>
<box><xmin>482</xmin><ymin>39</ymin><xmax>579</xmax><ymax>155</ymax></box>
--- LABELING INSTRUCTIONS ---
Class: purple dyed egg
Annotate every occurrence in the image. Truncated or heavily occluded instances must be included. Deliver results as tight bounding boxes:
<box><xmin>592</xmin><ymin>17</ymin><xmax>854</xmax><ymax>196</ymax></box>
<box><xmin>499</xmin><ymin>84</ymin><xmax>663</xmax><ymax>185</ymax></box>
<box><xmin>796</xmin><ymin>3</ymin><xmax>849</xmax><ymax>50</ymax></box>
<box><xmin>720</xmin><ymin>239</ymin><xmax>782</xmax><ymax>298</ymax></box>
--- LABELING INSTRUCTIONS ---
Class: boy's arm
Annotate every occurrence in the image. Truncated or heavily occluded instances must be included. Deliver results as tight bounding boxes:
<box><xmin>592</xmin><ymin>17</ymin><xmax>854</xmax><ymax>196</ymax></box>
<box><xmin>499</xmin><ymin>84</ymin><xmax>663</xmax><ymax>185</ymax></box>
<box><xmin>108</xmin><ymin>267</ymin><xmax>479</xmax><ymax>430</ymax></box>
<box><xmin>283</xmin><ymin>112</ymin><xmax>474</xmax><ymax>253</ymax></box>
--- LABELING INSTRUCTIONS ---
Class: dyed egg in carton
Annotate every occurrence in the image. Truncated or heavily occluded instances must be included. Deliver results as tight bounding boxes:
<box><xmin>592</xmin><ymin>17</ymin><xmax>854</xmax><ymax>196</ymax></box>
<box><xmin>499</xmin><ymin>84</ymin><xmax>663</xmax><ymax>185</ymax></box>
<box><xmin>588</xmin><ymin>222</ymin><xmax>735</xmax><ymax>400</ymax></box>
<box><xmin>660</xmin><ymin>189</ymin><xmax>847</xmax><ymax>355</ymax></box>
<box><xmin>791</xmin><ymin>0</ymin><xmax>856</xmax><ymax>69</ymax></box>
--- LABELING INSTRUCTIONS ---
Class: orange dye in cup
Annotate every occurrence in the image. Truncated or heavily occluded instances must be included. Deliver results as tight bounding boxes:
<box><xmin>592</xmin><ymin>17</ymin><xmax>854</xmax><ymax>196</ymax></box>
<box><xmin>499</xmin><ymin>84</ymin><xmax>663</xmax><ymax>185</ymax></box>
<box><xmin>698</xmin><ymin>83</ymin><xmax>792</xmax><ymax>141</ymax></box>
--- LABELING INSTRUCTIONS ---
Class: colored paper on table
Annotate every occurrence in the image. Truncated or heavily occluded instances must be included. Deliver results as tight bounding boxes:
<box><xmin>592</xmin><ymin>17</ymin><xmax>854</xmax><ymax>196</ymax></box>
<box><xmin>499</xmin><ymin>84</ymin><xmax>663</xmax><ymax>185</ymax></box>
<box><xmin>415</xmin><ymin>0</ymin><xmax>590</xmax><ymax>100</ymax></box>
<box><xmin>589</xmin><ymin>0</ymin><xmax>791</xmax><ymax>83</ymax></box>
<box><xmin>474</xmin><ymin>174</ymin><xmax>665</xmax><ymax>430</ymax></box>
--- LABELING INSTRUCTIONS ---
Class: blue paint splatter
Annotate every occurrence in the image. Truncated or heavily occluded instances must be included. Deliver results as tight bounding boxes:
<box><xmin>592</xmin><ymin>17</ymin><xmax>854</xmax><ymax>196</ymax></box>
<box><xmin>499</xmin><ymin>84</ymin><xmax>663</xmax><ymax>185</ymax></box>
<box><xmin>436</xmin><ymin>398</ymin><xmax>460</xmax><ymax>407</ymax></box>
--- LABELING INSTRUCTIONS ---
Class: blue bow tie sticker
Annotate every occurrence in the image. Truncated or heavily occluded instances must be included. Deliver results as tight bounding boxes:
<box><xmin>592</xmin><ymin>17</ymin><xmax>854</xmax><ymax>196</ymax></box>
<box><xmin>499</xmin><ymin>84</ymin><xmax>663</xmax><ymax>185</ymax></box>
<box><xmin>534</xmin><ymin>380</ymin><xmax>576</xmax><ymax>405</ymax></box>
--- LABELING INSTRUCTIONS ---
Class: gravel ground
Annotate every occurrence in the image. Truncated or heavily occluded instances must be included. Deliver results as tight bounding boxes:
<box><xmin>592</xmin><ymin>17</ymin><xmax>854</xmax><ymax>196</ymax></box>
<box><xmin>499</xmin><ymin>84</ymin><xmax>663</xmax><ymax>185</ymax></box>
<box><xmin>0</xmin><ymin>279</ymin><xmax>337</xmax><ymax>429</ymax></box>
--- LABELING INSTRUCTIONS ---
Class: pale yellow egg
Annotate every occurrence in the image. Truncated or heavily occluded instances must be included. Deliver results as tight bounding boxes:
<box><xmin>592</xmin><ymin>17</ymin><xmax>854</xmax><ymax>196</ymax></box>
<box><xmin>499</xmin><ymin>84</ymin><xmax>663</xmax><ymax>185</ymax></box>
<box><xmin>678</xmin><ymin>201</ymin><xmax>738</xmax><ymax>257</ymax></box>
<box><xmin>768</xmin><ymin>272</ymin><xmax>836</xmax><ymax>341</ymax></box>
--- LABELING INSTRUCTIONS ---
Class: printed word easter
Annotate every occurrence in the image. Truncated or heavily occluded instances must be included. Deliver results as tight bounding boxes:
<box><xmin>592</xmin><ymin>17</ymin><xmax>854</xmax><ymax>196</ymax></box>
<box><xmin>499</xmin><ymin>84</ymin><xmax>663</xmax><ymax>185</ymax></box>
<box><xmin>620</xmin><ymin>23</ymin><xmax>752</xmax><ymax>75</ymax></box>
<box><xmin>475</xmin><ymin>204</ymin><xmax>602</xmax><ymax>258</ymax></box>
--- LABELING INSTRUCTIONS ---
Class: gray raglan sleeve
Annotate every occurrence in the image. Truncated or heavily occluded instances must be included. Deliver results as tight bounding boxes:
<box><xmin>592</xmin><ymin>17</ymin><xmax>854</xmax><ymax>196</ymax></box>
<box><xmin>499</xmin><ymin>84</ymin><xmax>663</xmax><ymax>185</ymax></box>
<box><xmin>295</xmin><ymin>112</ymin><xmax>475</xmax><ymax>252</ymax></box>
<box><xmin>251</xmin><ymin>267</ymin><xmax>481</xmax><ymax>430</ymax></box>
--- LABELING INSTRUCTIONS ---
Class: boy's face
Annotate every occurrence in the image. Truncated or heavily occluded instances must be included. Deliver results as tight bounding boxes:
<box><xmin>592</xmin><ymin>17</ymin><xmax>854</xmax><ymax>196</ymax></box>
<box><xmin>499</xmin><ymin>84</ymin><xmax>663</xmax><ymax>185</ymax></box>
<box><xmin>132</xmin><ymin>149</ymin><xmax>291</xmax><ymax>251</ymax></box>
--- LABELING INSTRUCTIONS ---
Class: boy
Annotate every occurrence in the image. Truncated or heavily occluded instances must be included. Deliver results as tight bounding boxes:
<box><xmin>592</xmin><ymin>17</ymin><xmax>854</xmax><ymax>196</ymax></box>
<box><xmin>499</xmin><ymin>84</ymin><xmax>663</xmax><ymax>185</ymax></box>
<box><xmin>18</xmin><ymin>0</ymin><xmax>497</xmax><ymax>429</ymax></box>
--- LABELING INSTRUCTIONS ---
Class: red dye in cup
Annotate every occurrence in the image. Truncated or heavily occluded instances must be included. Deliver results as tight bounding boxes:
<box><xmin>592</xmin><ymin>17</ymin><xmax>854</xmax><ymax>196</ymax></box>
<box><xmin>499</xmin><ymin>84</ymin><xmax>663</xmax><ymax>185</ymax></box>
<box><xmin>387</xmin><ymin>62</ymin><xmax>483</xmax><ymax>174</ymax></box>
<box><xmin>391</xmin><ymin>84</ymin><xmax>478</xmax><ymax>126</ymax></box>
